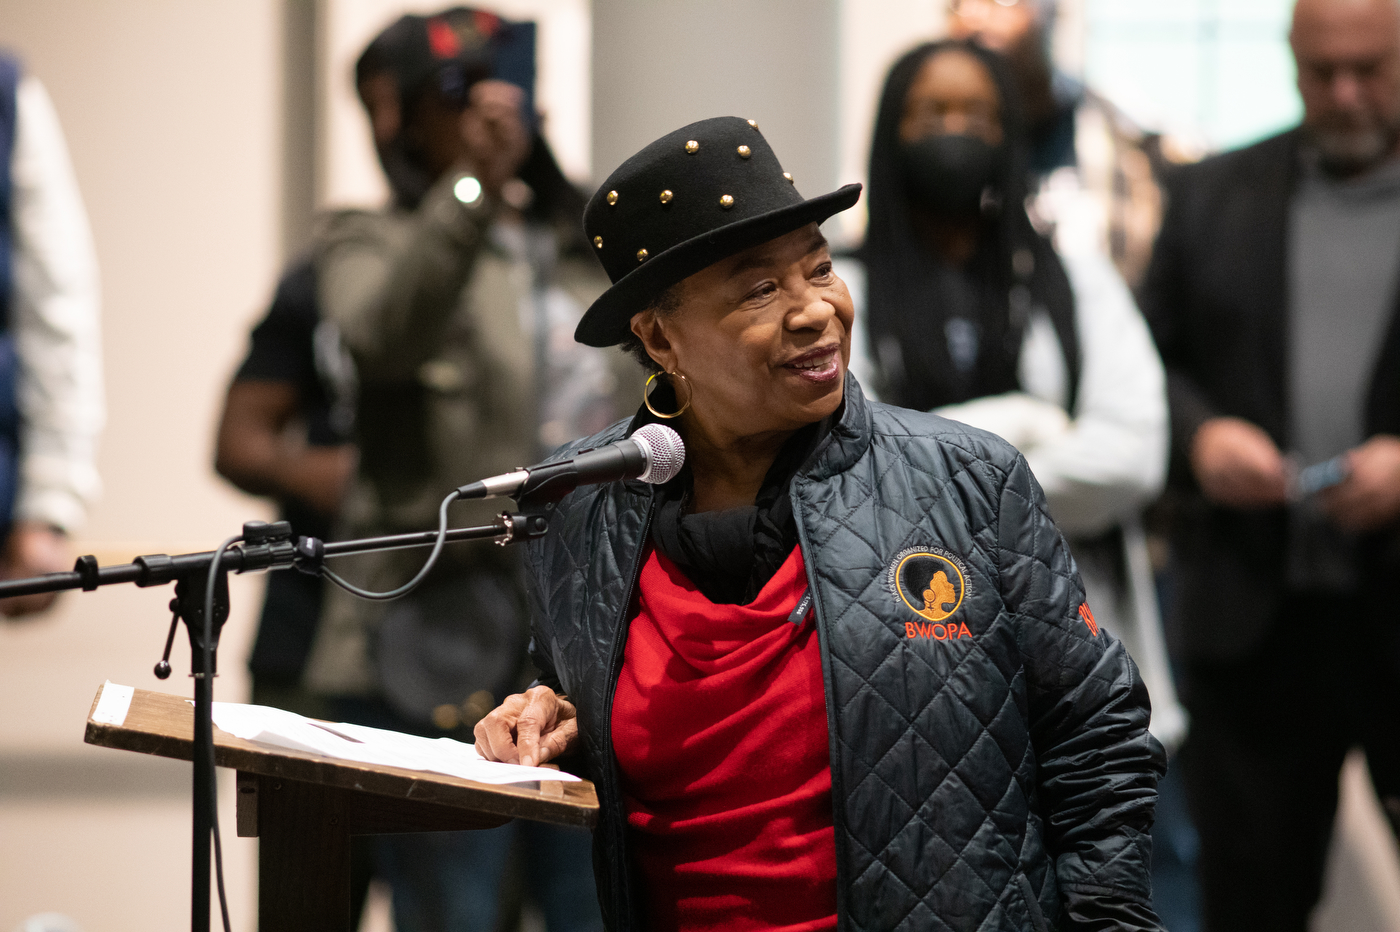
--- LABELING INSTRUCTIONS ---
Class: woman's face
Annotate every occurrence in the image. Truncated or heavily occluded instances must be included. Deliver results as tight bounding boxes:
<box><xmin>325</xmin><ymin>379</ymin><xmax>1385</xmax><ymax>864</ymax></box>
<box><xmin>898</xmin><ymin>48</ymin><xmax>1004</xmax><ymax>147</ymax></box>
<box><xmin>629</xmin><ymin>224</ymin><xmax>853</xmax><ymax>446</ymax></box>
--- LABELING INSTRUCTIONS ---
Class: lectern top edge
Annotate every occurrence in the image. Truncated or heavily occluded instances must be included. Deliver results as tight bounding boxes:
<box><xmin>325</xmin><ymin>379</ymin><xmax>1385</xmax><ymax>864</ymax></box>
<box><xmin>84</xmin><ymin>684</ymin><xmax>599</xmax><ymax>829</ymax></box>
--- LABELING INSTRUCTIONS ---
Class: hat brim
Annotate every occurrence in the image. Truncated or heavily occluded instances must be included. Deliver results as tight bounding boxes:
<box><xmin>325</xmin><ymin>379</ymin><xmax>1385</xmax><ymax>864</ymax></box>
<box><xmin>575</xmin><ymin>183</ymin><xmax>862</xmax><ymax>347</ymax></box>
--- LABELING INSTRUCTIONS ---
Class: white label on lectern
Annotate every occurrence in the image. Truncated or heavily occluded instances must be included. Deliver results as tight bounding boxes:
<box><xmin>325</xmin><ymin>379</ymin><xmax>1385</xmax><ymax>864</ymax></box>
<box><xmin>92</xmin><ymin>680</ymin><xmax>134</xmax><ymax>726</ymax></box>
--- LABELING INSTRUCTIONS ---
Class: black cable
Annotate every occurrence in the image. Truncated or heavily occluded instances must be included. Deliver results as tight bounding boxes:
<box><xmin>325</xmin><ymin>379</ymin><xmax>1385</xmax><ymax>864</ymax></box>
<box><xmin>186</xmin><ymin>489</ymin><xmax>456</xmax><ymax>927</ymax></box>
<box><xmin>209</xmin><ymin>734</ymin><xmax>232</xmax><ymax>932</ymax></box>
<box><xmin>204</xmin><ymin>535</ymin><xmax>240</xmax><ymax>932</ymax></box>
<box><xmin>321</xmin><ymin>489</ymin><xmax>461</xmax><ymax>600</ymax></box>
<box><xmin>189</xmin><ymin>490</ymin><xmax>459</xmax><ymax>926</ymax></box>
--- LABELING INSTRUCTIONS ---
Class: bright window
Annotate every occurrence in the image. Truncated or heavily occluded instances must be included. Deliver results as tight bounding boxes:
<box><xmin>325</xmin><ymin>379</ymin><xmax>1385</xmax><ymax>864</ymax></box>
<box><xmin>1083</xmin><ymin>0</ymin><xmax>1301</xmax><ymax>152</ymax></box>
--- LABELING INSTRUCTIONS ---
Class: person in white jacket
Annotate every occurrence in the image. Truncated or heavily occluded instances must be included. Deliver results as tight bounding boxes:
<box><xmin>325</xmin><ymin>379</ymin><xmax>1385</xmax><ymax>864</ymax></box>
<box><xmin>842</xmin><ymin>38</ymin><xmax>1184</xmax><ymax>749</ymax></box>
<box><xmin>0</xmin><ymin>55</ymin><xmax>103</xmax><ymax>617</ymax></box>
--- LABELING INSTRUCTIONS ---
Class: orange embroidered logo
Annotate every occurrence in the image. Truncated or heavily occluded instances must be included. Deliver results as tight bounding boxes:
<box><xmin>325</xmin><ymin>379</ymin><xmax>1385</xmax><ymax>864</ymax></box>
<box><xmin>918</xmin><ymin>571</ymin><xmax>959</xmax><ymax>622</ymax></box>
<box><xmin>887</xmin><ymin>547</ymin><xmax>972</xmax><ymax>640</ymax></box>
<box><xmin>905</xmin><ymin>619</ymin><xmax>973</xmax><ymax>641</ymax></box>
<box><xmin>1078</xmin><ymin>602</ymin><xmax>1099</xmax><ymax>637</ymax></box>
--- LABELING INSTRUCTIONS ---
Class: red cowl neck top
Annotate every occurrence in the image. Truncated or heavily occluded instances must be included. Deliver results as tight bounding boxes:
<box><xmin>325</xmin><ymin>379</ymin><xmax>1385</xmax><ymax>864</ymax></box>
<box><xmin>611</xmin><ymin>544</ymin><xmax>837</xmax><ymax>932</ymax></box>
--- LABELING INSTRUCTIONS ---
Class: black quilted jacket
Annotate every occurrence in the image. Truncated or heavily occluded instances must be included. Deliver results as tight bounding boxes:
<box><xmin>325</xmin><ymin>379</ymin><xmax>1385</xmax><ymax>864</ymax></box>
<box><xmin>525</xmin><ymin>377</ymin><xmax>1166</xmax><ymax>931</ymax></box>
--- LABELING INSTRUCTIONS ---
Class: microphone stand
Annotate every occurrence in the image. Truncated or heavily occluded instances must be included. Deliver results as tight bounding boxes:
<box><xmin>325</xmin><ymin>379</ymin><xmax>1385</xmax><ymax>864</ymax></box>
<box><xmin>0</xmin><ymin>508</ymin><xmax>551</xmax><ymax>932</ymax></box>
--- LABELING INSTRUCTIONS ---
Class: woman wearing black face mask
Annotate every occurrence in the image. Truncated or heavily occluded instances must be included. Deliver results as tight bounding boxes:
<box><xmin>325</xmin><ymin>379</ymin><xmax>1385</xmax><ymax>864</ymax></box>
<box><xmin>841</xmin><ymin>39</ymin><xmax>1184</xmax><ymax>754</ymax></box>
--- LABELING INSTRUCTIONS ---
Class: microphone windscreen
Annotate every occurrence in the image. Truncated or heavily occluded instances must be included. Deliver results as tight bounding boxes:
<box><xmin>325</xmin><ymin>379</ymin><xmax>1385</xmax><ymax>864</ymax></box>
<box><xmin>633</xmin><ymin>423</ymin><xmax>685</xmax><ymax>484</ymax></box>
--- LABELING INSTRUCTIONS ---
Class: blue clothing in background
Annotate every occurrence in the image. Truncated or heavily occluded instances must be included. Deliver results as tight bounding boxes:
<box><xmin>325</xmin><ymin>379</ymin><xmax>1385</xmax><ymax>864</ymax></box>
<box><xmin>0</xmin><ymin>54</ymin><xmax>26</xmax><ymax>536</ymax></box>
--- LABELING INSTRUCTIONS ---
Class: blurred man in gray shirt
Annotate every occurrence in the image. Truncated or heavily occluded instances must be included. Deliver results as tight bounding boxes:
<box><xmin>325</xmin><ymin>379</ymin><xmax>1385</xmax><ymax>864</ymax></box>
<box><xmin>1142</xmin><ymin>0</ymin><xmax>1400</xmax><ymax>928</ymax></box>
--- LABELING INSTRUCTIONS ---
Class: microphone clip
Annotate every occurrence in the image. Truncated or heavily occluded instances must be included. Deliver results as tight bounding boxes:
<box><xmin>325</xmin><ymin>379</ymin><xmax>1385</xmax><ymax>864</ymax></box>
<box><xmin>494</xmin><ymin>509</ymin><xmax>552</xmax><ymax>547</ymax></box>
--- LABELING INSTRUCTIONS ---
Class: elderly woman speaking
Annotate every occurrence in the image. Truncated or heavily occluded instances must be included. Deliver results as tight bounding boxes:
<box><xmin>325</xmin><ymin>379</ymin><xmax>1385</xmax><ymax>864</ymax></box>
<box><xmin>476</xmin><ymin>116</ymin><xmax>1165</xmax><ymax>932</ymax></box>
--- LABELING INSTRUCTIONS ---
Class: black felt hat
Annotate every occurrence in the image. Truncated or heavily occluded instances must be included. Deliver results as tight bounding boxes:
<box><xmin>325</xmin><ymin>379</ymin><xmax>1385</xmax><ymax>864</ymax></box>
<box><xmin>576</xmin><ymin>116</ymin><xmax>862</xmax><ymax>347</ymax></box>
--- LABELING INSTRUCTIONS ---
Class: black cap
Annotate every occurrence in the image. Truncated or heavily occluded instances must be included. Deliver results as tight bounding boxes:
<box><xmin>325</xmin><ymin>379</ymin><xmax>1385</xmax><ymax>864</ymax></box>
<box><xmin>576</xmin><ymin>116</ymin><xmax>861</xmax><ymax>347</ymax></box>
<box><xmin>356</xmin><ymin>7</ymin><xmax>509</xmax><ymax>109</ymax></box>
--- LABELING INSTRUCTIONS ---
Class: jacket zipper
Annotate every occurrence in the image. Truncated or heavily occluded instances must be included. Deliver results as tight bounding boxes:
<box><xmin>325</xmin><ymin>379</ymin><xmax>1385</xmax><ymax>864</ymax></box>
<box><xmin>789</xmin><ymin>478</ymin><xmax>852</xmax><ymax>931</ymax></box>
<box><xmin>600</xmin><ymin>490</ymin><xmax>656</xmax><ymax>932</ymax></box>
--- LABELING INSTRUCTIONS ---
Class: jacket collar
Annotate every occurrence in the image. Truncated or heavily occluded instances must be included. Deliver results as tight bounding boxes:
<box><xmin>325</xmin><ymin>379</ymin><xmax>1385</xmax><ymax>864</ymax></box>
<box><xmin>797</xmin><ymin>372</ymin><xmax>873</xmax><ymax>483</ymax></box>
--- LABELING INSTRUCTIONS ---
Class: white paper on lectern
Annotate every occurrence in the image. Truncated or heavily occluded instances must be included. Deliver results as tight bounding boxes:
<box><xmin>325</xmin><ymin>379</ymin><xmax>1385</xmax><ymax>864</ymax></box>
<box><xmin>93</xmin><ymin>680</ymin><xmax>135</xmax><ymax>726</ymax></box>
<box><xmin>203</xmin><ymin>700</ymin><xmax>579</xmax><ymax>786</ymax></box>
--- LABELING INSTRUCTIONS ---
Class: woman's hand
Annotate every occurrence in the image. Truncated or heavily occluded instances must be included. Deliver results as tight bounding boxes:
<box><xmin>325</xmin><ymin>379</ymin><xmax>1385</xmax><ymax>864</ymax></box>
<box><xmin>473</xmin><ymin>685</ymin><xmax>579</xmax><ymax>768</ymax></box>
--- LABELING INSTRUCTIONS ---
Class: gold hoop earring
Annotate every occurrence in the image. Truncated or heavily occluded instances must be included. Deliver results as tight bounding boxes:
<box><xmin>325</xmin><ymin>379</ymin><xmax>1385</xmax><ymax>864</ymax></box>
<box><xmin>643</xmin><ymin>370</ymin><xmax>693</xmax><ymax>419</ymax></box>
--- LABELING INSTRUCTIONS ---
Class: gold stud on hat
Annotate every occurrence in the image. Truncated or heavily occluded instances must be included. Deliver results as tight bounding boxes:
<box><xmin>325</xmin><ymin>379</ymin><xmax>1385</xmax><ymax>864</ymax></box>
<box><xmin>783</xmin><ymin>172</ymin><xmax>794</xmax><ymax>183</ymax></box>
<box><xmin>659</xmin><ymin>189</ymin><xmax>674</xmax><ymax>204</ymax></box>
<box><xmin>593</xmin><ymin>235</ymin><xmax>603</xmax><ymax>249</ymax></box>
<box><xmin>719</xmin><ymin>194</ymin><xmax>735</xmax><ymax>209</ymax></box>
<box><xmin>737</xmin><ymin>145</ymin><xmax>751</xmax><ymax>159</ymax></box>
<box><xmin>607</xmin><ymin>190</ymin><xmax>619</xmax><ymax>205</ymax></box>
<box><xmin>747</xmin><ymin>119</ymin><xmax>759</xmax><ymax>130</ymax></box>
<box><xmin>685</xmin><ymin>140</ymin><xmax>699</xmax><ymax>154</ymax></box>
<box><xmin>636</xmin><ymin>248</ymin><xmax>649</xmax><ymax>262</ymax></box>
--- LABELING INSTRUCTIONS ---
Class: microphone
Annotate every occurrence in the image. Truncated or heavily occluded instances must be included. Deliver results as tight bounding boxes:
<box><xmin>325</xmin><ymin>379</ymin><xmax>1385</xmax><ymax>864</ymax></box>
<box><xmin>457</xmin><ymin>423</ymin><xmax>685</xmax><ymax>503</ymax></box>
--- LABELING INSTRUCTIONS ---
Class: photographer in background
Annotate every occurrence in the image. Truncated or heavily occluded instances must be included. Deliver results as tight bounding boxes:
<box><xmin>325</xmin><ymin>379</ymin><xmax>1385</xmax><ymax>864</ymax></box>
<box><xmin>301</xmin><ymin>9</ymin><xmax>614</xmax><ymax>931</ymax></box>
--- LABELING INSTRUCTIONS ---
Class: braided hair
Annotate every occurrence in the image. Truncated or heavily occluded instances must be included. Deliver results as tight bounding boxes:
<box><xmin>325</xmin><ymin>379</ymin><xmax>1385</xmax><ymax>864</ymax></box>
<box><xmin>860</xmin><ymin>39</ymin><xmax>1080</xmax><ymax>414</ymax></box>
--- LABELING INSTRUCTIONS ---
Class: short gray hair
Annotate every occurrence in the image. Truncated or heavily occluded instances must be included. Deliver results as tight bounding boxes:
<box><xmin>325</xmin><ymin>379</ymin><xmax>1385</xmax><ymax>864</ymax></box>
<box><xmin>617</xmin><ymin>282</ymin><xmax>686</xmax><ymax>373</ymax></box>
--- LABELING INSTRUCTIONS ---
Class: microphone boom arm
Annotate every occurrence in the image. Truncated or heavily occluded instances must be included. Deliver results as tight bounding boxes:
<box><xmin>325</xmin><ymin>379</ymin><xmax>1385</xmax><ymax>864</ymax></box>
<box><xmin>0</xmin><ymin>511</ymin><xmax>551</xmax><ymax>600</ymax></box>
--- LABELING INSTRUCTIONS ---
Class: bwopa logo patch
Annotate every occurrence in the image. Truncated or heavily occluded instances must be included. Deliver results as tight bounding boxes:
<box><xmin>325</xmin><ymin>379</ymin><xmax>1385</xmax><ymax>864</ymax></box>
<box><xmin>887</xmin><ymin>547</ymin><xmax>973</xmax><ymax>641</ymax></box>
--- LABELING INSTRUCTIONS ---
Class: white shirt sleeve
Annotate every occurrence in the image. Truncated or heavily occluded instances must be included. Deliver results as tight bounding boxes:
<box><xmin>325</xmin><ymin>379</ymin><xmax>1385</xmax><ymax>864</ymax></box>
<box><xmin>840</xmin><ymin>250</ymin><xmax>1166</xmax><ymax>536</ymax></box>
<box><xmin>9</xmin><ymin>75</ymin><xmax>104</xmax><ymax>532</ymax></box>
<box><xmin>1017</xmin><ymin>249</ymin><xmax>1166</xmax><ymax>536</ymax></box>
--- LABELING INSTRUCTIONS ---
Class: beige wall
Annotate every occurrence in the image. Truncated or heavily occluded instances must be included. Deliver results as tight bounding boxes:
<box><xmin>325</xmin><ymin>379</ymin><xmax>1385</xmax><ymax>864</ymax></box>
<box><xmin>0</xmin><ymin>1</ymin><xmax>284</xmax><ymax>928</ymax></box>
<box><xmin>591</xmin><ymin>0</ymin><xmax>841</xmax><ymax>234</ymax></box>
<box><xmin>0</xmin><ymin>1</ymin><xmax>282</xmax><ymax>549</ymax></box>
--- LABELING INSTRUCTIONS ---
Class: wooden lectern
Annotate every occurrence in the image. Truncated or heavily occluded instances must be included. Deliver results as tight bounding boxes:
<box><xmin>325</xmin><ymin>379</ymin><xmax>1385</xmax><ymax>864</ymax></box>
<box><xmin>84</xmin><ymin>685</ymin><xmax>599</xmax><ymax>931</ymax></box>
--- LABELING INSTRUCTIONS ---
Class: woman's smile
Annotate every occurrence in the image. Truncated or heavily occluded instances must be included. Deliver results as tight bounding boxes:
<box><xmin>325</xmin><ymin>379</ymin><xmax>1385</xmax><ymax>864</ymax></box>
<box><xmin>782</xmin><ymin>344</ymin><xmax>843</xmax><ymax>383</ymax></box>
